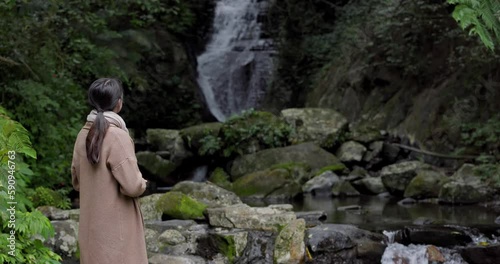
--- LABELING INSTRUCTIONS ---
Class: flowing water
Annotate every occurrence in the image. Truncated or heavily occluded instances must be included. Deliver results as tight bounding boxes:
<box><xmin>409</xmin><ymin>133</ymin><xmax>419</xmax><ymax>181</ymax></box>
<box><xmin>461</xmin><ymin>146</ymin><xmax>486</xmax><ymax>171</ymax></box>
<box><xmin>197</xmin><ymin>0</ymin><xmax>274</xmax><ymax>121</ymax></box>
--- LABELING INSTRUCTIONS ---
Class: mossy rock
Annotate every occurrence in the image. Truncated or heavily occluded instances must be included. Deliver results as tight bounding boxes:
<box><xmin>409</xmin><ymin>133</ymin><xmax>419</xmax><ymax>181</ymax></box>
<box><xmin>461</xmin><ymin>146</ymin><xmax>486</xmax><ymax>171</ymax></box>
<box><xmin>332</xmin><ymin>180</ymin><xmax>360</xmax><ymax>197</ymax></box>
<box><xmin>179</xmin><ymin>122</ymin><xmax>222</xmax><ymax>151</ymax></box>
<box><xmin>146</xmin><ymin>129</ymin><xmax>179</xmax><ymax>151</ymax></box>
<box><xmin>315</xmin><ymin>164</ymin><xmax>348</xmax><ymax>177</ymax></box>
<box><xmin>233</xmin><ymin>169</ymin><xmax>301</xmax><ymax>198</ymax></box>
<box><xmin>136</xmin><ymin>151</ymin><xmax>177</xmax><ymax>180</ymax></box>
<box><xmin>404</xmin><ymin>170</ymin><xmax>448</xmax><ymax>199</ymax></box>
<box><xmin>212</xmin><ymin>232</ymin><xmax>247</xmax><ymax>263</ymax></box>
<box><xmin>155</xmin><ymin>191</ymin><xmax>207</xmax><ymax>220</ymax></box>
<box><xmin>208</xmin><ymin>167</ymin><xmax>233</xmax><ymax>190</ymax></box>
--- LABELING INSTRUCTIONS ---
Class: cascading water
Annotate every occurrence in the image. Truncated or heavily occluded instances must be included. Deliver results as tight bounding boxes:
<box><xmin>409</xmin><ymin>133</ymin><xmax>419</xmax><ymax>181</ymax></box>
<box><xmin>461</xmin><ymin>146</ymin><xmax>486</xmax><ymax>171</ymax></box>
<box><xmin>197</xmin><ymin>0</ymin><xmax>274</xmax><ymax>121</ymax></box>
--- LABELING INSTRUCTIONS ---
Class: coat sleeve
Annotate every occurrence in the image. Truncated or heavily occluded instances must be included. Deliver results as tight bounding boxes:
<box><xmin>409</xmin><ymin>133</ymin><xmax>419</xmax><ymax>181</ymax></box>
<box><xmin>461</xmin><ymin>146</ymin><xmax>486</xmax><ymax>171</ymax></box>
<box><xmin>107</xmin><ymin>130</ymin><xmax>147</xmax><ymax>197</ymax></box>
<box><xmin>71</xmin><ymin>151</ymin><xmax>80</xmax><ymax>191</ymax></box>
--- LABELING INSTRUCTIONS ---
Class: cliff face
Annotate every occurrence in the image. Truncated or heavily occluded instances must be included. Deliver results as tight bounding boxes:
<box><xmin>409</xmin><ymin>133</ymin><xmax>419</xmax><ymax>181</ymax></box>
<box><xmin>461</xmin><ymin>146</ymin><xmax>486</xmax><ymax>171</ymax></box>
<box><xmin>264</xmin><ymin>0</ymin><xmax>500</xmax><ymax>153</ymax></box>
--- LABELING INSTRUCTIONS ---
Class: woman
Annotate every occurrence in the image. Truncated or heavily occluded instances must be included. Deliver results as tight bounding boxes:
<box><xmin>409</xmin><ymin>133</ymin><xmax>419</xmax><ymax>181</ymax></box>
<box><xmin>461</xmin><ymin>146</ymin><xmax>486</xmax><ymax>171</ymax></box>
<box><xmin>71</xmin><ymin>78</ymin><xmax>148</xmax><ymax>264</ymax></box>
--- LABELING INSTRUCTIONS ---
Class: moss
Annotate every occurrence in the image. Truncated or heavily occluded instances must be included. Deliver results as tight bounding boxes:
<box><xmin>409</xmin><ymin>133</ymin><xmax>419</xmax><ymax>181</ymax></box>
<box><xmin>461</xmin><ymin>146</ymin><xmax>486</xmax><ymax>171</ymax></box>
<box><xmin>155</xmin><ymin>191</ymin><xmax>207</xmax><ymax>220</ymax></box>
<box><xmin>270</xmin><ymin>162</ymin><xmax>311</xmax><ymax>172</ymax></box>
<box><xmin>215</xmin><ymin>235</ymin><xmax>237</xmax><ymax>263</ymax></box>
<box><xmin>315</xmin><ymin>163</ymin><xmax>347</xmax><ymax>176</ymax></box>
<box><xmin>208</xmin><ymin>167</ymin><xmax>233</xmax><ymax>189</ymax></box>
<box><xmin>231</xmin><ymin>169</ymin><xmax>290</xmax><ymax>197</ymax></box>
<box><xmin>179</xmin><ymin>122</ymin><xmax>222</xmax><ymax>150</ymax></box>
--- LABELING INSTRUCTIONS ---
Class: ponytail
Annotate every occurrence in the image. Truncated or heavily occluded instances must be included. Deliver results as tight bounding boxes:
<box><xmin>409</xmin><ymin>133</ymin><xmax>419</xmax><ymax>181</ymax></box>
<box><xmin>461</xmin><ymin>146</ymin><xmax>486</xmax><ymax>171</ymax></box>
<box><xmin>86</xmin><ymin>111</ymin><xmax>110</xmax><ymax>164</ymax></box>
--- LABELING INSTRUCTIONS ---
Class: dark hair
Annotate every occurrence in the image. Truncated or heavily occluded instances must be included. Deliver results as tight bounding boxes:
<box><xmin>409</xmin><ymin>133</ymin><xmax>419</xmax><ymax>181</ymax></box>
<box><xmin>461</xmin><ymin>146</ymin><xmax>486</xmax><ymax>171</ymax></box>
<box><xmin>86</xmin><ymin>78</ymin><xmax>123</xmax><ymax>165</ymax></box>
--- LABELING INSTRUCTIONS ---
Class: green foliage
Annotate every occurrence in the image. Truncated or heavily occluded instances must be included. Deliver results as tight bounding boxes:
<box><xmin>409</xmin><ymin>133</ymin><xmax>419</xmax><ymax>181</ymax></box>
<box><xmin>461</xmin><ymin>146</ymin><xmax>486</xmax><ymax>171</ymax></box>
<box><xmin>448</xmin><ymin>0</ymin><xmax>500</xmax><ymax>50</ymax></box>
<box><xmin>460</xmin><ymin>114</ymin><xmax>500</xmax><ymax>158</ymax></box>
<box><xmin>199</xmin><ymin>110</ymin><xmax>293</xmax><ymax>157</ymax></box>
<box><xmin>473</xmin><ymin>163</ymin><xmax>500</xmax><ymax>188</ymax></box>
<box><xmin>0</xmin><ymin>107</ymin><xmax>61</xmax><ymax>263</ymax></box>
<box><xmin>29</xmin><ymin>187</ymin><xmax>72</xmax><ymax>210</ymax></box>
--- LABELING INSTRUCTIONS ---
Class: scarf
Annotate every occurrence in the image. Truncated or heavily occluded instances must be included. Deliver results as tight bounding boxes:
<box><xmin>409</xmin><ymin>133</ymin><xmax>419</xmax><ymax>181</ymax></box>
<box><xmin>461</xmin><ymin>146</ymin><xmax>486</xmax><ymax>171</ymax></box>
<box><xmin>86</xmin><ymin>110</ymin><xmax>129</xmax><ymax>134</ymax></box>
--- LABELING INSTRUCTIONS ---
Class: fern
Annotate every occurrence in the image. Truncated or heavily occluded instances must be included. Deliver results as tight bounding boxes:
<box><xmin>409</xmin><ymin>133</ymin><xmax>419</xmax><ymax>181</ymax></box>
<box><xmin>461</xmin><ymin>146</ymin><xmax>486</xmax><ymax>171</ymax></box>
<box><xmin>448</xmin><ymin>0</ymin><xmax>500</xmax><ymax>50</ymax></box>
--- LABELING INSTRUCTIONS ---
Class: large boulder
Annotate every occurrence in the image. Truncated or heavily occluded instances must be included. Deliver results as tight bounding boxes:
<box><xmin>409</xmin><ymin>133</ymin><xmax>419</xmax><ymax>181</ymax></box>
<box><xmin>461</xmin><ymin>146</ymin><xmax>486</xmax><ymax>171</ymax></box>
<box><xmin>331</xmin><ymin>180</ymin><xmax>360</xmax><ymax>197</ymax></box>
<box><xmin>155</xmin><ymin>191</ymin><xmax>207</xmax><ymax>220</ymax></box>
<box><xmin>404</xmin><ymin>169</ymin><xmax>448</xmax><ymax>199</ymax></box>
<box><xmin>146</xmin><ymin>129</ymin><xmax>193</xmax><ymax>164</ymax></box>
<box><xmin>45</xmin><ymin>220</ymin><xmax>79</xmax><ymax>260</ymax></box>
<box><xmin>302</xmin><ymin>171</ymin><xmax>341</xmax><ymax>194</ymax></box>
<box><xmin>179</xmin><ymin>122</ymin><xmax>222</xmax><ymax>154</ymax></box>
<box><xmin>461</xmin><ymin>244</ymin><xmax>500</xmax><ymax>264</ymax></box>
<box><xmin>380</xmin><ymin>161</ymin><xmax>430</xmax><ymax>196</ymax></box>
<box><xmin>439</xmin><ymin>164</ymin><xmax>494</xmax><ymax>204</ymax></box>
<box><xmin>136</xmin><ymin>151</ymin><xmax>178</xmax><ymax>182</ymax></box>
<box><xmin>171</xmin><ymin>181</ymin><xmax>242</xmax><ymax>207</ymax></box>
<box><xmin>274</xmin><ymin>219</ymin><xmax>306</xmax><ymax>264</ymax></box>
<box><xmin>336</xmin><ymin>141</ymin><xmax>367</xmax><ymax>163</ymax></box>
<box><xmin>206</xmin><ymin>204</ymin><xmax>296</xmax><ymax>232</ymax></box>
<box><xmin>306</xmin><ymin>224</ymin><xmax>387</xmax><ymax>264</ymax></box>
<box><xmin>393</xmin><ymin>226</ymin><xmax>472</xmax><ymax>247</ymax></box>
<box><xmin>231</xmin><ymin>164</ymin><xmax>309</xmax><ymax>199</ymax></box>
<box><xmin>230</xmin><ymin>142</ymin><xmax>344</xmax><ymax>180</ymax></box>
<box><xmin>140</xmin><ymin>193</ymin><xmax>164</xmax><ymax>221</ymax></box>
<box><xmin>352</xmin><ymin>177</ymin><xmax>386</xmax><ymax>195</ymax></box>
<box><xmin>281</xmin><ymin>108</ymin><xmax>348</xmax><ymax>147</ymax></box>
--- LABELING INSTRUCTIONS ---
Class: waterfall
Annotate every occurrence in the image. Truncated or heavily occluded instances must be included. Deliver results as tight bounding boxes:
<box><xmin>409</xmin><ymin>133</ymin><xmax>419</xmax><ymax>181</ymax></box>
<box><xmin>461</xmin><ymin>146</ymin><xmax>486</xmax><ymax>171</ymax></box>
<box><xmin>197</xmin><ymin>0</ymin><xmax>274</xmax><ymax>121</ymax></box>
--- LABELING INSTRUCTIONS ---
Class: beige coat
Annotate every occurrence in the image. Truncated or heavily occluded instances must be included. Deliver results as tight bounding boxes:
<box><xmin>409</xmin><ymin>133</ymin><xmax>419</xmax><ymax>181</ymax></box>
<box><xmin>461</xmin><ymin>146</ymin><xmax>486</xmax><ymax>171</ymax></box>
<box><xmin>71</xmin><ymin>122</ymin><xmax>148</xmax><ymax>264</ymax></box>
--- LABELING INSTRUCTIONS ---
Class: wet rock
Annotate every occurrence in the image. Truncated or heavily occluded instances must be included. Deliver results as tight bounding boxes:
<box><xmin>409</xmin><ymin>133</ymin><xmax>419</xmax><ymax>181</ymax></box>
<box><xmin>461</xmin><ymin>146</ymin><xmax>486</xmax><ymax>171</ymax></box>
<box><xmin>302</xmin><ymin>171</ymin><xmax>340</xmax><ymax>194</ymax></box>
<box><xmin>146</xmin><ymin>129</ymin><xmax>193</xmax><ymax>164</ymax></box>
<box><xmin>148</xmin><ymin>254</ymin><xmax>207</xmax><ymax>264</ymax></box>
<box><xmin>136</xmin><ymin>151</ymin><xmax>177</xmax><ymax>181</ymax></box>
<box><xmin>46</xmin><ymin>220</ymin><xmax>79</xmax><ymax>259</ymax></box>
<box><xmin>206</xmin><ymin>204</ymin><xmax>296</xmax><ymax>232</ymax></box>
<box><xmin>352</xmin><ymin>177</ymin><xmax>386</xmax><ymax>195</ymax></box>
<box><xmin>404</xmin><ymin>169</ymin><xmax>448</xmax><ymax>199</ymax></box>
<box><xmin>426</xmin><ymin>245</ymin><xmax>445</xmax><ymax>263</ymax></box>
<box><xmin>281</xmin><ymin>108</ymin><xmax>348</xmax><ymax>147</ymax></box>
<box><xmin>337</xmin><ymin>205</ymin><xmax>362</xmax><ymax>211</ymax></box>
<box><xmin>336</xmin><ymin>141</ymin><xmax>367</xmax><ymax>163</ymax></box>
<box><xmin>295</xmin><ymin>211</ymin><xmax>327</xmax><ymax>227</ymax></box>
<box><xmin>140</xmin><ymin>193</ymin><xmax>163</xmax><ymax>221</ymax></box>
<box><xmin>306</xmin><ymin>224</ymin><xmax>386</xmax><ymax>264</ymax></box>
<box><xmin>235</xmin><ymin>231</ymin><xmax>276</xmax><ymax>264</ymax></box>
<box><xmin>230</xmin><ymin>142</ymin><xmax>343</xmax><ymax>180</ymax></box>
<box><xmin>155</xmin><ymin>191</ymin><xmax>207</xmax><ymax>220</ymax></box>
<box><xmin>380</xmin><ymin>161</ymin><xmax>430</xmax><ymax>196</ymax></box>
<box><xmin>274</xmin><ymin>219</ymin><xmax>306</xmax><ymax>264</ymax></box>
<box><xmin>180</xmin><ymin>123</ymin><xmax>222</xmax><ymax>153</ymax></box>
<box><xmin>398</xmin><ymin>198</ymin><xmax>416</xmax><ymax>205</ymax></box>
<box><xmin>438</xmin><ymin>164</ymin><xmax>493</xmax><ymax>204</ymax></box>
<box><xmin>171</xmin><ymin>181</ymin><xmax>242</xmax><ymax>207</ymax></box>
<box><xmin>395</xmin><ymin>226</ymin><xmax>472</xmax><ymax>247</ymax></box>
<box><xmin>460</xmin><ymin>244</ymin><xmax>500</xmax><ymax>264</ymax></box>
<box><xmin>332</xmin><ymin>180</ymin><xmax>360</xmax><ymax>197</ymax></box>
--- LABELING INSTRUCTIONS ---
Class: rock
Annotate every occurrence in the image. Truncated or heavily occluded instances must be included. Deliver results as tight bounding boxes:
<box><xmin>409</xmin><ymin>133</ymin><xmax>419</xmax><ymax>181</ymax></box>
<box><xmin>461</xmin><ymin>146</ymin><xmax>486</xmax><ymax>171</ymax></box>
<box><xmin>206</xmin><ymin>204</ymin><xmax>296</xmax><ymax>232</ymax></box>
<box><xmin>171</xmin><ymin>181</ymin><xmax>242</xmax><ymax>207</ymax></box>
<box><xmin>426</xmin><ymin>245</ymin><xmax>445</xmax><ymax>263</ymax></box>
<box><xmin>180</xmin><ymin>122</ymin><xmax>223</xmax><ymax>153</ymax></box>
<box><xmin>495</xmin><ymin>216</ymin><xmax>500</xmax><ymax>225</ymax></box>
<box><xmin>145</xmin><ymin>219</ymin><xmax>197</xmax><ymax>234</ymax></box>
<box><xmin>336</xmin><ymin>141</ymin><xmax>367</xmax><ymax>163</ymax></box>
<box><xmin>208</xmin><ymin>167</ymin><xmax>232</xmax><ymax>190</ymax></box>
<box><xmin>274</xmin><ymin>219</ymin><xmax>306</xmax><ymax>264</ymax></box>
<box><xmin>149</xmin><ymin>254</ymin><xmax>207</xmax><ymax>264</ymax></box>
<box><xmin>398</xmin><ymin>197</ymin><xmax>416</xmax><ymax>205</ymax></box>
<box><xmin>230</xmin><ymin>142</ymin><xmax>344</xmax><ymax>180</ymax></box>
<box><xmin>381</xmin><ymin>143</ymin><xmax>401</xmax><ymax>163</ymax></box>
<box><xmin>412</xmin><ymin>217</ymin><xmax>435</xmax><ymax>225</ymax></box>
<box><xmin>363</xmin><ymin>141</ymin><xmax>384</xmax><ymax>163</ymax></box>
<box><xmin>438</xmin><ymin>164</ymin><xmax>494</xmax><ymax>204</ymax></box>
<box><xmin>235</xmin><ymin>231</ymin><xmax>276</xmax><ymax>264</ymax></box>
<box><xmin>140</xmin><ymin>193</ymin><xmax>163</xmax><ymax>221</ymax></box>
<box><xmin>337</xmin><ymin>205</ymin><xmax>361</xmax><ymax>211</ymax></box>
<box><xmin>352</xmin><ymin>177</ymin><xmax>386</xmax><ymax>195</ymax></box>
<box><xmin>302</xmin><ymin>171</ymin><xmax>340</xmax><ymax>194</ymax></box>
<box><xmin>394</xmin><ymin>226</ymin><xmax>472</xmax><ymax>247</ymax></box>
<box><xmin>146</xmin><ymin>129</ymin><xmax>193</xmax><ymax>163</ymax></box>
<box><xmin>461</xmin><ymin>244</ymin><xmax>500</xmax><ymax>264</ymax></box>
<box><xmin>136</xmin><ymin>151</ymin><xmax>177</xmax><ymax>181</ymax></box>
<box><xmin>404</xmin><ymin>169</ymin><xmax>448</xmax><ymax>199</ymax></box>
<box><xmin>380</xmin><ymin>161</ymin><xmax>430</xmax><ymax>196</ymax></box>
<box><xmin>45</xmin><ymin>220</ymin><xmax>79</xmax><ymax>259</ymax></box>
<box><xmin>331</xmin><ymin>180</ymin><xmax>360</xmax><ymax>197</ymax></box>
<box><xmin>155</xmin><ymin>191</ymin><xmax>207</xmax><ymax>220</ymax></box>
<box><xmin>295</xmin><ymin>211</ymin><xmax>327</xmax><ymax>227</ymax></box>
<box><xmin>281</xmin><ymin>108</ymin><xmax>348</xmax><ymax>147</ymax></box>
<box><xmin>67</xmin><ymin>209</ymin><xmax>80</xmax><ymax>221</ymax></box>
<box><xmin>232</xmin><ymin>165</ymin><xmax>309</xmax><ymax>199</ymax></box>
<box><xmin>344</xmin><ymin>166</ymin><xmax>369</xmax><ymax>181</ymax></box>
<box><xmin>159</xmin><ymin>229</ymin><xmax>186</xmax><ymax>245</ymax></box>
<box><xmin>208</xmin><ymin>230</ymin><xmax>248</xmax><ymax>263</ymax></box>
<box><xmin>145</xmin><ymin>228</ymin><xmax>160</xmax><ymax>253</ymax></box>
<box><xmin>306</xmin><ymin>224</ymin><xmax>386</xmax><ymax>264</ymax></box>
<box><xmin>37</xmin><ymin>206</ymin><xmax>69</xmax><ymax>220</ymax></box>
